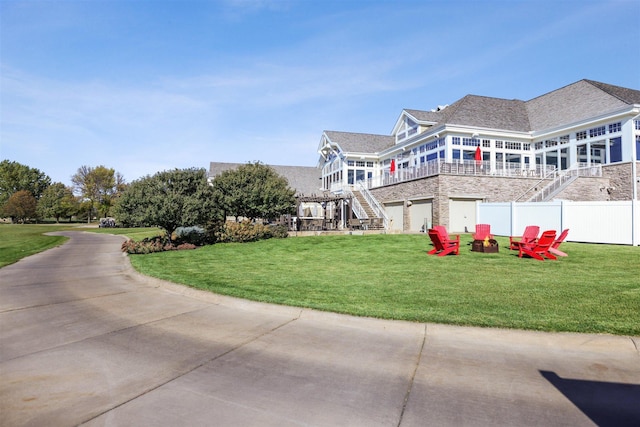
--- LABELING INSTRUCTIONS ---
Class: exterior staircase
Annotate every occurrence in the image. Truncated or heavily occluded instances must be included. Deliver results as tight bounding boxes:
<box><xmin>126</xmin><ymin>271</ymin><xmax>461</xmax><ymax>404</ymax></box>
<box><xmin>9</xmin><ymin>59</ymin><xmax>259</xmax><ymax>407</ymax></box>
<box><xmin>351</xmin><ymin>189</ymin><xmax>386</xmax><ymax>230</ymax></box>
<box><xmin>517</xmin><ymin>165</ymin><xmax>601</xmax><ymax>202</ymax></box>
<box><xmin>528</xmin><ymin>174</ymin><xmax>578</xmax><ymax>202</ymax></box>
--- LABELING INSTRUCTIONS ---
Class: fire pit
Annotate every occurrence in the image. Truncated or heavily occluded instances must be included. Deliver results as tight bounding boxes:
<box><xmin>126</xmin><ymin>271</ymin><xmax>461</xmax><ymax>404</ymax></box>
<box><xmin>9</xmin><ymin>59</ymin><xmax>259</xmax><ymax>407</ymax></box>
<box><xmin>472</xmin><ymin>238</ymin><xmax>499</xmax><ymax>253</ymax></box>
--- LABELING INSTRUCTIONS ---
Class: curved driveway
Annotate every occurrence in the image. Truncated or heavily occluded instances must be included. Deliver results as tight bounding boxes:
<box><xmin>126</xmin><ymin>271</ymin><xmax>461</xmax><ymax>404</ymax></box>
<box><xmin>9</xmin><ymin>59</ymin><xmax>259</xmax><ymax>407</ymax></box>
<box><xmin>1</xmin><ymin>231</ymin><xmax>639</xmax><ymax>426</ymax></box>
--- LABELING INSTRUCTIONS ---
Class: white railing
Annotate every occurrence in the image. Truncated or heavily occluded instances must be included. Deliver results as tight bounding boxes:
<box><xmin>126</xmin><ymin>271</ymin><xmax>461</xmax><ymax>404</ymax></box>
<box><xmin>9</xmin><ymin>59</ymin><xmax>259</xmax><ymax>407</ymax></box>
<box><xmin>517</xmin><ymin>164</ymin><xmax>603</xmax><ymax>202</ymax></box>
<box><xmin>333</xmin><ymin>185</ymin><xmax>368</xmax><ymax>219</ymax></box>
<box><xmin>356</xmin><ymin>181</ymin><xmax>389</xmax><ymax>229</ymax></box>
<box><xmin>360</xmin><ymin>160</ymin><xmax>557</xmax><ymax>189</ymax></box>
<box><xmin>528</xmin><ymin>173</ymin><xmax>578</xmax><ymax>202</ymax></box>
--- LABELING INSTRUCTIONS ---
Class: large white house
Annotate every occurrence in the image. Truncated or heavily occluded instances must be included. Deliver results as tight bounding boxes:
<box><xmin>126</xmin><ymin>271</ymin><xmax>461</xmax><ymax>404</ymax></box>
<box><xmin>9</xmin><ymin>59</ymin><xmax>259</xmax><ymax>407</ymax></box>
<box><xmin>316</xmin><ymin>79</ymin><xmax>640</xmax><ymax>232</ymax></box>
<box><xmin>319</xmin><ymin>79</ymin><xmax>639</xmax><ymax>192</ymax></box>
<box><xmin>210</xmin><ymin>80</ymin><xmax>640</xmax><ymax>234</ymax></box>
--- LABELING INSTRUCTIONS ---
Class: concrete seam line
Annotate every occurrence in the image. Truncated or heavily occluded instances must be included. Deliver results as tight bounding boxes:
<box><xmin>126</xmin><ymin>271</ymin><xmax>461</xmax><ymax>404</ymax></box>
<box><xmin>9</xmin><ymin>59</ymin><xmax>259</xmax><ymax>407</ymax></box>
<box><xmin>396</xmin><ymin>323</ymin><xmax>428</xmax><ymax>427</ymax></box>
<box><xmin>0</xmin><ymin>290</ymin><xmax>131</xmax><ymax>314</ymax></box>
<box><xmin>79</xmin><ymin>315</ymin><xmax>301</xmax><ymax>425</ymax></box>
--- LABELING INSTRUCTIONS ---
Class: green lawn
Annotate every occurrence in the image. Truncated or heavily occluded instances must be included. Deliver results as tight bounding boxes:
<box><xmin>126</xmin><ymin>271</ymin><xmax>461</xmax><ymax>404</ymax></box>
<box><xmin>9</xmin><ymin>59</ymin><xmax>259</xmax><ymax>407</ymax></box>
<box><xmin>130</xmin><ymin>234</ymin><xmax>640</xmax><ymax>336</ymax></box>
<box><xmin>0</xmin><ymin>224</ymin><xmax>73</xmax><ymax>267</ymax></box>
<box><xmin>0</xmin><ymin>224</ymin><xmax>161</xmax><ymax>267</ymax></box>
<box><xmin>2</xmin><ymin>225</ymin><xmax>639</xmax><ymax>335</ymax></box>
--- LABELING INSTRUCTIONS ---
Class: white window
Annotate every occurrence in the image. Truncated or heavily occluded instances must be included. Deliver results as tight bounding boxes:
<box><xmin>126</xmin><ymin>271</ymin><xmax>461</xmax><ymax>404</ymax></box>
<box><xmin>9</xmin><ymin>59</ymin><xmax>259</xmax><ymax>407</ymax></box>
<box><xmin>589</xmin><ymin>126</ymin><xmax>606</xmax><ymax>138</ymax></box>
<box><xmin>608</xmin><ymin>122</ymin><xmax>621</xmax><ymax>133</ymax></box>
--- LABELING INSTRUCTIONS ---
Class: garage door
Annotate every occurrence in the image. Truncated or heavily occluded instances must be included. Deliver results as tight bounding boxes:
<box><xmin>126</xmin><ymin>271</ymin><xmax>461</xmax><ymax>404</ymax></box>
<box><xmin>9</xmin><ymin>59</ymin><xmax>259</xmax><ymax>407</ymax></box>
<box><xmin>449</xmin><ymin>199</ymin><xmax>477</xmax><ymax>233</ymax></box>
<box><xmin>409</xmin><ymin>200</ymin><xmax>432</xmax><ymax>232</ymax></box>
<box><xmin>384</xmin><ymin>202</ymin><xmax>404</xmax><ymax>232</ymax></box>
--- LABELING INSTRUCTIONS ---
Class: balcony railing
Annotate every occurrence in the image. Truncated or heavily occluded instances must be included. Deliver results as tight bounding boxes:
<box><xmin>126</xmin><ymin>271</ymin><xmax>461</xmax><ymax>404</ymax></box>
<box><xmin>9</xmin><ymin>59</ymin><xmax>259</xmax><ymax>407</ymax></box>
<box><xmin>360</xmin><ymin>160</ymin><xmax>559</xmax><ymax>189</ymax></box>
<box><xmin>329</xmin><ymin>160</ymin><xmax>602</xmax><ymax>192</ymax></box>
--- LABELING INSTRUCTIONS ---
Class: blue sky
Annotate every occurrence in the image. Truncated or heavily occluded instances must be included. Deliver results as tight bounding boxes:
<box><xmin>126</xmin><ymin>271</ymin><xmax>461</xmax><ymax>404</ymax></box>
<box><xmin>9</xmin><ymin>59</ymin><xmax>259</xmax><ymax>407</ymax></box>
<box><xmin>1</xmin><ymin>0</ymin><xmax>639</xmax><ymax>187</ymax></box>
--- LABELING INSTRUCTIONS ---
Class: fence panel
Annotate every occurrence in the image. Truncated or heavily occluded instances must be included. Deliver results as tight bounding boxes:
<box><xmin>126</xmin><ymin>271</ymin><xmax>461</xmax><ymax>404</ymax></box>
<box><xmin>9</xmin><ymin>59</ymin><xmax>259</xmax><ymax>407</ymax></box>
<box><xmin>478</xmin><ymin>200</ymin><xmax>637</xmax><ymax>245</ymax></box>
<box><xmin>562</xmin><ymin>201</ymin><xmax>633</xmax><ymax>245</ymax></box>
<box><xmin>476</xmin><ymin>202</ymin><xmax>511</xmax><ymax>236</ymax></box>
<box><xmin>511</xmin><ymin>202</ymin><xmax>562</xmax><ymax>236</ymax></box>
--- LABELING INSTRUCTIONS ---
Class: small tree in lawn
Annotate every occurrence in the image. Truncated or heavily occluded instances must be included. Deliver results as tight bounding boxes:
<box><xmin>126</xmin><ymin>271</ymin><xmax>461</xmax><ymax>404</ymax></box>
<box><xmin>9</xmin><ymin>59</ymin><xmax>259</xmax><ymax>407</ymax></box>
<box><xmin>2</xmin><ymin>190</ymin><xmax>37</xmax><ymax>223</ymax></box>
<box><xmin>114</xmin><ymin>168</ymin><xmax>222</xmax><ymax>244</ymax></box>
<box><xmin>71</xmin><ymin>165</ymin><xmax>124</xmax><ymax>222</ymax></box>
<box><xmin>210</xmin><ymin>162</ymin><xmax>296</xmax><ymax>222</ymax></box>
<box><xmin>37</xmin><ymin>182</ymin><xmax>77</xmax><ymax>222</ymax></box>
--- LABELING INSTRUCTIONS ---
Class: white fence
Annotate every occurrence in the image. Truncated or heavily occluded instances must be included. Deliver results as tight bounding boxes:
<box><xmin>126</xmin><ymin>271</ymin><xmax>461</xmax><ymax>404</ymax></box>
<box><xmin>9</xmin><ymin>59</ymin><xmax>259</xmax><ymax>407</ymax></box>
<box><xmin>478</xmin><ymin>200</ymin><xmax>639</xmax><ymax>246</ymax></box>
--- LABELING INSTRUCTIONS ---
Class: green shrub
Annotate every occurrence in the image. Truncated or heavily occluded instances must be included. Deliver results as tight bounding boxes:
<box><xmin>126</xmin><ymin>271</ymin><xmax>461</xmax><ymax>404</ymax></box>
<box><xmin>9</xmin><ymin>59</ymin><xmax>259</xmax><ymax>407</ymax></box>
<box><xmin>267</xmin><ymin>224</ymin><xmax>289</xmax><ymax>239</ymax></box>
<box><xmin>217</xmin><ymin>220</ymin><xmax>288</xmax><ymax>243</ymax></box>
<box><xmin>174</xmin><ymin>226</ymin><xmax>209</xmax><ymax>246</ymax></box>
<box><xmin>121</xmin><ymin>236</ymin><xmax>196</xmax><ymax>254</ymax></box>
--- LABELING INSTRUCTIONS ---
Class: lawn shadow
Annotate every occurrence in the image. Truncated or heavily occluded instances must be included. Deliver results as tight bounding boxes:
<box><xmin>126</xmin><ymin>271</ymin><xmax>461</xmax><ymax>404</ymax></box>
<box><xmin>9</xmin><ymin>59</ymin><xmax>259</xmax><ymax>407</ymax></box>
<box><xmin>540</xmin><ymin>370</ymin><xmax>640</xmax><ymax>426</ymax></box>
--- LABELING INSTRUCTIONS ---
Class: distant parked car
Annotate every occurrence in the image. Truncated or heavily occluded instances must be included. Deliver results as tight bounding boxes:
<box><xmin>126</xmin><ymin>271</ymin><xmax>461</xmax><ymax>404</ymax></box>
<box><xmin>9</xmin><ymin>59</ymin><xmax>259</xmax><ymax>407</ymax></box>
<box><xmin>99</xmin><ymin>217</ymin><xmax>117</xmax><ymax>228</ymax></box>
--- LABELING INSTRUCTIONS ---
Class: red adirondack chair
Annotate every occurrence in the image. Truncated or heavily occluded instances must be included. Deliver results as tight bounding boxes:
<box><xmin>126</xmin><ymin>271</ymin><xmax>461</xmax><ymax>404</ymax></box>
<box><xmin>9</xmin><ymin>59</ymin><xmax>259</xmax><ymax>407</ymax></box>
<box><xmin>549</xmin><ymin>228</ymin><xmax>569</xmax><ymax>257</ymax></box>
<box><xmin>509</xmin><ymin>225</ymin><xmax>540</xmax><ymax>250</ymax></box>
<box><xmin>472</xmin><ymin>223</ymin><xmax>493</xmax><ymax>240</ymax></box>
<box><xmin>432</xmin><ymin>225</ymin><xmax>460</xmax><ymax>247</ymax></box>
<box><xmin>518</xmin><ymin>230</ymin><xmax>557</xmax><ymax>261</ymax></box>
<box><xmin>428</xmin><ymin>228</ymin><xmax>460</xmax><ymax>256</ymax></box>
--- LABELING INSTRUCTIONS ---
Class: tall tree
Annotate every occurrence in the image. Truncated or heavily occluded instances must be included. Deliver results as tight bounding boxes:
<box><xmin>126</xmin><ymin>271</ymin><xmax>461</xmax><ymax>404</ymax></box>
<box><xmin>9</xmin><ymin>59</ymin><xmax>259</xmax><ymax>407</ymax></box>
<box><xmin>114</xmin><ymin>168</ymin><xmax>222</xmax><ymax>243</ymax></box>
<box><xmin>2</xmin><ymin>190</ymin><xmax>37</xmax><ymax>223</ymax></box>
<box><xmin>37</xmin><ymin>183</ymin><xmax>77</xmax><ymax>222</ymax></box>
<box><xmin>0</xmin><ymin>160</ymin><xmax>51</xmax><ymax>206</ymax></box>
<box><xmin>71</xmin><ymin>165</ymin><xmax>123</xmax><ymax>222</ymax></box>
<box><xmin>210</xmin><ymin>162</ymin><xmax>296</xmax><ymax>221</ymax></box>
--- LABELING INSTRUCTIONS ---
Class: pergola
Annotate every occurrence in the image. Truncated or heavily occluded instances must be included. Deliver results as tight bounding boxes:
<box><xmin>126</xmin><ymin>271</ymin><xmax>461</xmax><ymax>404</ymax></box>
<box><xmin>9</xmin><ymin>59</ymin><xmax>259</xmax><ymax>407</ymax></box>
<box><xmin>294</xmin><ymin>194</ymin><xmax>352</xmax><ymax>231</ymax></box>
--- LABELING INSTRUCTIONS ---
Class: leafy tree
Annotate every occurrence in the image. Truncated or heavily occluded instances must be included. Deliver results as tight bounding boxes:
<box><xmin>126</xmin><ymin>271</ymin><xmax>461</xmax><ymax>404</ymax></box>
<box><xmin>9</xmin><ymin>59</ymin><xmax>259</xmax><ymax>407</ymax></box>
<box><xmin>37</xmin><ymin>183</ymin><xmax>77</xmax><ymax>222</ymax></box>
<box><xmin>71</xmin><ymin>165</ymin><xmax>124</xmax><ymax>222</ymax></box>
<box><xmin>210</xmin><ymin>162</ymin><xmax>296</xmax><ymax>221</ymax></box>
<box><xmin>0</xmin><ymin>160</ymin><xmax>51</xmax><ymax>206</ymax></box>
<box><xmin>114</xmin><ymin>168</ymin><xmax>223</xmax><ymax>243</ymax></box>
<box><xmin>2</xmin><ymin>190</ymin><xmax>37</xmax><ymax>223</ymax></box>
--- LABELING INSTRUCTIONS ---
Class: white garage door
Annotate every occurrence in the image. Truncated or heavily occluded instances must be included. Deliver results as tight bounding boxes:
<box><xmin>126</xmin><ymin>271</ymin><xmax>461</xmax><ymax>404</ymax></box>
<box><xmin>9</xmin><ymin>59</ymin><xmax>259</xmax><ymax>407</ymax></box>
<box><xmin>410</xmin><ymin>200</ymin><xmax>432</xmax><ymax>232</ymax></box>
<box><xmin>449</xmin><ymin>199</ymin><xmax>477</xmax><ymax>233</ymax></box>
<box><xmin>384</xmin><ymin>202</ymin><xmax>404</xmax><ymax>232</ymax></box>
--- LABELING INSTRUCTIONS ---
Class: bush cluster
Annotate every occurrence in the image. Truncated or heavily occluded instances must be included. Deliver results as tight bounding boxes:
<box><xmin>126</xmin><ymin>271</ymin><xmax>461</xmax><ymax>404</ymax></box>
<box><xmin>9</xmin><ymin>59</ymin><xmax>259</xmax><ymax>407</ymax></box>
<box><xmin>217</xmin><ymin>220</ymin><xmax>289</xmax><ymax>243</ymax></box>
<box><xmin>121</xmin><ymin>237</ymin><xmax>196</xmax><ymax>254</ymax></box>
<box><xmin>174</xmin><ymin>226</ymin><xmax>210</xmax><ymax>246</ymax></box>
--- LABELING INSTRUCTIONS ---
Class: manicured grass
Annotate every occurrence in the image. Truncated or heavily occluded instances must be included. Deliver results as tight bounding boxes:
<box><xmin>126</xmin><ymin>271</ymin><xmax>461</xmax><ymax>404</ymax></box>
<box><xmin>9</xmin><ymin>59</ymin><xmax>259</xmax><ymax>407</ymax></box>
<box><xmin>0</xmin><ymin>224</ymin><xmax>161</xmax><ymax>267</ymax></box>
<box><xmin>129</xmin><ymin>234</ymin><xmax>640</xmax><ymax>336</ymax></box>
<box><xmin>3</xmin><ymin>225</ymin><xmax>638</xmax><ymax>335</ymax></box>
<box><xmin>89</xmin><ymin>227</ymin><xmax>163</xmax><ymax>241</ymax></box>
<box><xmin>0</xmin><ymin>224</ymin><xmax>77</xmax><ymax>267</ymax></box>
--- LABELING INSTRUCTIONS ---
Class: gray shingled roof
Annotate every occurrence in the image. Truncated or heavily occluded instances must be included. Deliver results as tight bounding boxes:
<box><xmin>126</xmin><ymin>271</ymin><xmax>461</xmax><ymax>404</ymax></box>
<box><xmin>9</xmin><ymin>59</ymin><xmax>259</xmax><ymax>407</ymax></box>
<box><xmin>438</xmin><ymin>95</ymin><xmax>531</xmax><ymax>132</ymax></box>
<box><xmin>526</xmin><ymin>79</ymin><xmax>640</xmax><ymax>131</ymax></box>
<box><xmin>392</xmin><ymin>79</ymin><xmax>639</xmax><ymax>136</ymax></box>
<box><xmin>209</xmin><ymin>162</ymin><xmax>321</xmax><ymax>196</ymax></box>
<box><xmin>583</xmin><ymin>79</ymin><xmax>640</xmax><ymax>104</ymax></box>
<box><xmin>324</xmin><ymin>130</ymin><xmax>395</xmax><ymax>153</ymax></box>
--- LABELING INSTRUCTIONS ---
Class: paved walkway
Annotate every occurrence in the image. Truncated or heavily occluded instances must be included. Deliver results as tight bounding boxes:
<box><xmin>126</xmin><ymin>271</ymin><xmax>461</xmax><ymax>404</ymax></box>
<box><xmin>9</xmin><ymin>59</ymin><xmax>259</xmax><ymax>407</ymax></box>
<box><xmin>1</xmin><ymin>231</ymin><xmax>638</xmax><ymax>426</ymax></box>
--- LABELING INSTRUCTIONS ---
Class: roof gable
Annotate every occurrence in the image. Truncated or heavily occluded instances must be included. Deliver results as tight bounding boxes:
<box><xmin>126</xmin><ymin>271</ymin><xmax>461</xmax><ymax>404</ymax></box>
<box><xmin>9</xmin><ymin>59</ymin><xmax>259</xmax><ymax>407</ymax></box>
<box><xmin>391</xmin><ymin>109</ymin><xmax>443</xmax><ymax>135</ymax></box>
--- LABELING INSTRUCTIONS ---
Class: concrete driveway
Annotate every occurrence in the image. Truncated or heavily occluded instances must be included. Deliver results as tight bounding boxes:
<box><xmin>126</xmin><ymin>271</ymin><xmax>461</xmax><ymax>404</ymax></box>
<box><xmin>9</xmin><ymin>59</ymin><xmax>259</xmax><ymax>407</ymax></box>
<box><xmin>1</xmin><ymin>231</ymin><xmax>638</xmax><ymax>426</ymax></box>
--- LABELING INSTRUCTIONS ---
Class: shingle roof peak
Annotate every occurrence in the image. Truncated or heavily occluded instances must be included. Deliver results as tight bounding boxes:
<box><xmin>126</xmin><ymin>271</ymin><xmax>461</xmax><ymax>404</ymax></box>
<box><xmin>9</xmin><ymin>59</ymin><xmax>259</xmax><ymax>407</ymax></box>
<box><xmin>582</xmin><ymin>79</ymin><xmax>640</xmax><ymax>104</ymax></box>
